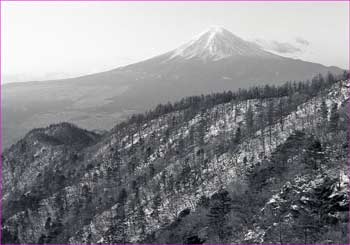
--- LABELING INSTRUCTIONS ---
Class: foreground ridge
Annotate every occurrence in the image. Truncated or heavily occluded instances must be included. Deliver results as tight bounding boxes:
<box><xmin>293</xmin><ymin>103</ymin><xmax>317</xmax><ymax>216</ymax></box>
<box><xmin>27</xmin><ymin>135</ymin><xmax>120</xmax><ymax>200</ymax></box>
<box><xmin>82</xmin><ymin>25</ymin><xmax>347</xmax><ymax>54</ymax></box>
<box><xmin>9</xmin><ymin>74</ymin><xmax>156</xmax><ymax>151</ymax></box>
<box><xmin>2</xmin><ymin>74</ymin><xmax>349</xmax><ymax>244</ymax></box>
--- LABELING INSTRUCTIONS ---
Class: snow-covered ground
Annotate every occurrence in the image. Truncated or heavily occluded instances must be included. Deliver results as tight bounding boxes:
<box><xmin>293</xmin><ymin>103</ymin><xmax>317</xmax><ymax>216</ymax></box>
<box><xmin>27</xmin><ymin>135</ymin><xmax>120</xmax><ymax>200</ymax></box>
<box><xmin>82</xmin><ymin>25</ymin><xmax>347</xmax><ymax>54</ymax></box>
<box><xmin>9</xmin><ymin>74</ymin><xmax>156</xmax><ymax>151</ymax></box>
<box><xmin>68</xmin><ymin>80</ymin><xmax>349</xmax><ymax>243</ymax></box>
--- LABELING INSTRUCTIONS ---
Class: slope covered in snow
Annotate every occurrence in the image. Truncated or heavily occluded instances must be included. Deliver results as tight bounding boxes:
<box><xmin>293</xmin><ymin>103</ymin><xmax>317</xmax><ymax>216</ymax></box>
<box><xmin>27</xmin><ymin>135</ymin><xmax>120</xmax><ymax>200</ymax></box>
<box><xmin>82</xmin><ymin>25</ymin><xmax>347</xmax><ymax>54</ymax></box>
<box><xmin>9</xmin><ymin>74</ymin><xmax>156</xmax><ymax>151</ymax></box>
<box><xmin>2</xmin><ymin>75</ymin><xmax>349</xmax><ymax>244</ymax></box>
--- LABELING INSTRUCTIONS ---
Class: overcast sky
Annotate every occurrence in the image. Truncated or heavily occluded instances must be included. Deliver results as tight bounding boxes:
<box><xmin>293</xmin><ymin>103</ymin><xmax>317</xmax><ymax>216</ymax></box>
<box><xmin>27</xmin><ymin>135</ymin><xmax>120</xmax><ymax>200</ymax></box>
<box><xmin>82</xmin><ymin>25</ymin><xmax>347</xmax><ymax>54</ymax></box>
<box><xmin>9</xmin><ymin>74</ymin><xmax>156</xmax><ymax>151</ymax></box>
<box><xmin>1</xmin><ymin>1</ymin><xmax>349</xmax><ymax>83</ymax></box>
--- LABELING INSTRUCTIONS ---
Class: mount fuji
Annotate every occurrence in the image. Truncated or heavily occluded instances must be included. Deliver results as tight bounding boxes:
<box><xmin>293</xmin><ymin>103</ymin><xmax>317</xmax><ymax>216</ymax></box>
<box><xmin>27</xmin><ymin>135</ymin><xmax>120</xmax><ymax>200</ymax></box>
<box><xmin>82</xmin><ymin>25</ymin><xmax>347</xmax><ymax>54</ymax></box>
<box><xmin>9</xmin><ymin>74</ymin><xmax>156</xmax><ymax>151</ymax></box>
<box><xmin>168</xmin><ymin>26</ymin><xmax>277</xmax><ymax>61</ymax></box>
<box><xmin>2</xmin><ymin>27</ymin><xmax>343</xmax><ymax>149</ymax></box>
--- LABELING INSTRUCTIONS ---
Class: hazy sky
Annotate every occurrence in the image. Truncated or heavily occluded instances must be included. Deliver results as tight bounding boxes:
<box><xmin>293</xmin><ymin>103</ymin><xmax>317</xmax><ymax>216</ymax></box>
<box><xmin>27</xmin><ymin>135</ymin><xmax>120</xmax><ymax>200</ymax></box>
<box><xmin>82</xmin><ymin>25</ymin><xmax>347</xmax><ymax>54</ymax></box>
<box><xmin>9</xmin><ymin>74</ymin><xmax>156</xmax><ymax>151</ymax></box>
<box><xmin>2</xmin><ymin>1</ymin><xmax>349</xmax><ymax>83</ymax></box>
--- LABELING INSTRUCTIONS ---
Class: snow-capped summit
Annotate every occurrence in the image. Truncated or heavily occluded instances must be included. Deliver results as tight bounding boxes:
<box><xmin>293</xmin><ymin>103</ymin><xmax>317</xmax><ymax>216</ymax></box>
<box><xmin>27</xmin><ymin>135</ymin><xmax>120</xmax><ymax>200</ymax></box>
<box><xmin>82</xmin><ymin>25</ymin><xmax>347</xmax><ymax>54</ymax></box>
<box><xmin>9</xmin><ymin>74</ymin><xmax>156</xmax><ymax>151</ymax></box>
<box><xmin>3</xmin><ymin>26</ymin><xmax>342</xmax><ymax>150</ymax></box>
<box><xmin>168</xmin><ymin>26</ymin><xmax>275</xmax><ymax>61</ymax></box>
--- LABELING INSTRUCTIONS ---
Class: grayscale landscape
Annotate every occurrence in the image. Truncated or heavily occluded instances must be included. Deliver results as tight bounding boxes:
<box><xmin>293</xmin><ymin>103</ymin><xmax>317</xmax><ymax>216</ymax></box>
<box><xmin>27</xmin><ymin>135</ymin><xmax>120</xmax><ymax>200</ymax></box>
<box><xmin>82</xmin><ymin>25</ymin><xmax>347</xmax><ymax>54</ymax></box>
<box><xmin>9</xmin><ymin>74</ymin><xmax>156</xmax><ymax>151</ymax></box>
<box><xmin>2</xmin><ymin>27</ymin><xmax>343</xmax><ymax>149</ymax></box>
<box><xmin>1</xmin><ymin>2</ymin><xmax>349</xmax><ymax>244</ymax></box>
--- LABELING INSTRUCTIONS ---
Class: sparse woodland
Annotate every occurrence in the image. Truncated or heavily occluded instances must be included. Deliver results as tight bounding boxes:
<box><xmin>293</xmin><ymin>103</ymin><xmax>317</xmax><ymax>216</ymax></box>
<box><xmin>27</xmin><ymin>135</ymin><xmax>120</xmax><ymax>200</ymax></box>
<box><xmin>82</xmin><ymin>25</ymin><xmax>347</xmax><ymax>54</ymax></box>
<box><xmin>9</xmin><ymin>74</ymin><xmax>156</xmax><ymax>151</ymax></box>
<box><xmin>2</xmin><ymin>71</ymin><xmax>349</xmax><ymax>244</ymax></box>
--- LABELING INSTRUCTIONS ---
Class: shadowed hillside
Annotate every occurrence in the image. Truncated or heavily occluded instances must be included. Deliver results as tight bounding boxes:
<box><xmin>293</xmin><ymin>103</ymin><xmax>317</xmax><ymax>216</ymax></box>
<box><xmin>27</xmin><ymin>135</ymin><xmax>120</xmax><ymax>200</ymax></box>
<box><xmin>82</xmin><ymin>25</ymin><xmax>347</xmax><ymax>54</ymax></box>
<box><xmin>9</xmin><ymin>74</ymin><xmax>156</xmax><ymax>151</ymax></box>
<box><xmin>2</xmin><ymin>72</ymin><xmax>349</xmax><ymax>244</ymax></box>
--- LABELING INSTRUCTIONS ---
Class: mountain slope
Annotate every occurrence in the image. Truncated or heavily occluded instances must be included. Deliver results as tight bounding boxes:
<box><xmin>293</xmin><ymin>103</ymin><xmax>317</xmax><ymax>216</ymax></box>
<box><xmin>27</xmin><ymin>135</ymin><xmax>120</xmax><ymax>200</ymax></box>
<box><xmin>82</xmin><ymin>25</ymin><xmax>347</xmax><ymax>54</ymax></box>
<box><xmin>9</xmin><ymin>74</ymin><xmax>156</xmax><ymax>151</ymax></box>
<box><xmin>2</xmin><ymin>27</ymin><xmax>344</xmax><ymax>149</ymax></box>
<box><xmin>2</xmin><ymin>76</ymin><xmax>349</xmax><ymax>244</ymax></box>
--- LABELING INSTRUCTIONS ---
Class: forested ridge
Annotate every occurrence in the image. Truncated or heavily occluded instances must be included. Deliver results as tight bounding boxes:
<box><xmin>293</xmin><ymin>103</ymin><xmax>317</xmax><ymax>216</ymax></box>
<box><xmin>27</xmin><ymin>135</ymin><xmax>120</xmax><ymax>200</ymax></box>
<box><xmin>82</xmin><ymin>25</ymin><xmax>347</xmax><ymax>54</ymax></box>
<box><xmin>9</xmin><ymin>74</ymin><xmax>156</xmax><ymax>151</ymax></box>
<box><xmin>2</xmin><ymin>71</ymin><xmax>349</xmax><ymax>244</ymax></box>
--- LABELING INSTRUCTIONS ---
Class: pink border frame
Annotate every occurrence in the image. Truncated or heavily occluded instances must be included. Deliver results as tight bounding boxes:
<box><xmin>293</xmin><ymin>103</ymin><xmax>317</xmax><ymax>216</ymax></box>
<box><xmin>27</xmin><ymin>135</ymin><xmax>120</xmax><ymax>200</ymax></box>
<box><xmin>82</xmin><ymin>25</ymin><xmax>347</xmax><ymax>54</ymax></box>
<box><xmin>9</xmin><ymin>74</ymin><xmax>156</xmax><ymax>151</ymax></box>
<box><xmin>0</xmin><ymin>0</ymin><xmax>349</xmax><ymax>244</ymax></box>
<box><xmin>0</xmin><ymin>0</ymin><xmax>348</xmax><ymax>2</ymax></box>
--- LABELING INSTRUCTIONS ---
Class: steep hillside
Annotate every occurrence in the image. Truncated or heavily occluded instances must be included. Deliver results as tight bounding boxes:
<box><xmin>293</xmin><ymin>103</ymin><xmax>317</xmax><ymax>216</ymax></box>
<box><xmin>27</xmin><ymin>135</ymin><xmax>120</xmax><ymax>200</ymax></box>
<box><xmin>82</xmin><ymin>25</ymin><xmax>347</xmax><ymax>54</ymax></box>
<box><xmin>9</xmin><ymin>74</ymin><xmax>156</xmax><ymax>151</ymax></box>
<box><xmin>2</xmin><ymin>76</ymin><xmax>349</xmax><ymax>244</ymax></box>
<box><xmin>2</xmin><ymin>27</ymin><xmax>343</xmax><ymax>149</ymax></box>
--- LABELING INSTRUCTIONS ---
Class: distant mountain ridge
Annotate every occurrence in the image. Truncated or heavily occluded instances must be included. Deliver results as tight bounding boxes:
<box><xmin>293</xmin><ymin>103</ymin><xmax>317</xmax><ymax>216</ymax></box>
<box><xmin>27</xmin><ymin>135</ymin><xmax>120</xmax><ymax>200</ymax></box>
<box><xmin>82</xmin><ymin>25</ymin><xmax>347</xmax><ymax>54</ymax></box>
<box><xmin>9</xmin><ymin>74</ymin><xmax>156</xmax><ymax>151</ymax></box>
<box><xmin>2</xmin><ymin>27</ymin><xmax>344</xmax><ymax>149</ymax></box>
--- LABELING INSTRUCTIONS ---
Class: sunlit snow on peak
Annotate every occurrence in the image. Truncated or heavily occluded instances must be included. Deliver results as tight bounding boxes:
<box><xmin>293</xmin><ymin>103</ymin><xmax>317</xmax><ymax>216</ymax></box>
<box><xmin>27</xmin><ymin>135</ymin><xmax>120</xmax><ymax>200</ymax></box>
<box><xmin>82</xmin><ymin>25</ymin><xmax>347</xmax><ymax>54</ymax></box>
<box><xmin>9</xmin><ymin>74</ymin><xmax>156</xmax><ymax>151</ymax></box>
<box><xmin>168</xmin><ymin>26</ymin><xmax>276</xmax><ymax>62</ymax></box>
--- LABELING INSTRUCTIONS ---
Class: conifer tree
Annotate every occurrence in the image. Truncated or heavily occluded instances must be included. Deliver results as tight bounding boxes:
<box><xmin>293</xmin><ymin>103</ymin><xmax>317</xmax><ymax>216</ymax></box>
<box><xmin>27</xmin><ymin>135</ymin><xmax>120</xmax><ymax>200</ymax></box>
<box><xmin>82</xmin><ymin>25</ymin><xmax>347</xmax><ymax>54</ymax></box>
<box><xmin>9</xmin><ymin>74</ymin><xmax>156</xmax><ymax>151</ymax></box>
<box><xmin>329</xmin><ymin>103</ymin><xmax>339</xmax><ymax>131</ymax></box>
<box><xmin>245</xmin><ymin>104</ymin><xmax>254</xmax><ymax>137</ymax></box>
<box><xmin>207</xmin><ymin>189</ymin><xmax>232</xmax><ymax>240</ymax></box>
<box><xmin>320</xmin><ymin>100</ymin><xmax>328</xmax><ymax>121</ymax></box>
<box><xmin>234</xmin><ymin>127</ymin><xmax>241</xmax><ymax>145</ymax></box>
<box><xmin>267</xmin><ymin>100</ymin><xmax>274</xmax><ymax>145</ymax></box>
<box><xmin>152</xmin><ymin>192</ymin><xmax>162</xmax><ymax>223</ymax></box>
